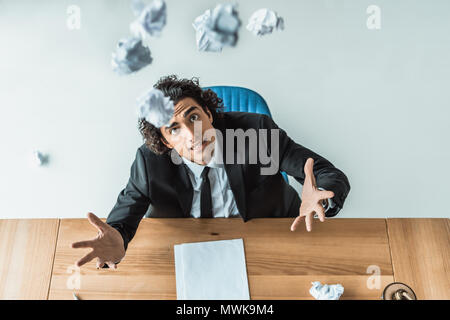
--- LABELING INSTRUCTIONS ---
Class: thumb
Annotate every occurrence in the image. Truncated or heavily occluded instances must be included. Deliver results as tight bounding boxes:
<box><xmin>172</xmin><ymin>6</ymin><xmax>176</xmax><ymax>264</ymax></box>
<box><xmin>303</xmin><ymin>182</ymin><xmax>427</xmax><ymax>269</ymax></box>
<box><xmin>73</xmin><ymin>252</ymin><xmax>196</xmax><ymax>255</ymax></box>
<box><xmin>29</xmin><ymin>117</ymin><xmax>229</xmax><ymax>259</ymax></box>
<box><xmin>87</xmin><ymin>212</ymin><xmax>107</xmax><ymax>233</ymax></box>
<box><xmin>304</xmin><ymin>158</ymin><xmax>315</xmax><ymax>186</ymax></box>
<box><xmin>96</xmin><ymin>258</ymin><xmax>106</xmax><ymax>269</ymax></box>
<box><xmin>318</xmin><ymin>190</ymin><xmax>335</xmax><ymax>200</ymax></box>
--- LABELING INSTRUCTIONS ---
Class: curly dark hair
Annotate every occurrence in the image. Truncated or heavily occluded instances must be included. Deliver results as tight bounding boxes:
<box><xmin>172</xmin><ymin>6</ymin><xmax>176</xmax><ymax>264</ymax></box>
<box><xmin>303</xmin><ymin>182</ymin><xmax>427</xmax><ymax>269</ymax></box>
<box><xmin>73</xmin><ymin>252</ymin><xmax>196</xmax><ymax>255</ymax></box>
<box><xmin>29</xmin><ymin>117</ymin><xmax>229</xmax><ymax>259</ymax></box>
<box><xmin>138</xmin><ymin>75</ymin><xmax>224</xmax><ymax>155</ymax></box>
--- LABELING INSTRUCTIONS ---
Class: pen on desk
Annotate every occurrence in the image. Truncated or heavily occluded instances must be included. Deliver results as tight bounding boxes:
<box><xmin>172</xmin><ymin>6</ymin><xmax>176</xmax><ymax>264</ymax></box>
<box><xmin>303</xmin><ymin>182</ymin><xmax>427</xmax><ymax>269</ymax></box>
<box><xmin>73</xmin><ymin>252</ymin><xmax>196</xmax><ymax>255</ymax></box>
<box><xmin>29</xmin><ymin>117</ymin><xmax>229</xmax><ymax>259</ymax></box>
<box><xmin>73</xmin><ymin>292</ymin><xmax>80</xmax><ymax>300</ymax></box>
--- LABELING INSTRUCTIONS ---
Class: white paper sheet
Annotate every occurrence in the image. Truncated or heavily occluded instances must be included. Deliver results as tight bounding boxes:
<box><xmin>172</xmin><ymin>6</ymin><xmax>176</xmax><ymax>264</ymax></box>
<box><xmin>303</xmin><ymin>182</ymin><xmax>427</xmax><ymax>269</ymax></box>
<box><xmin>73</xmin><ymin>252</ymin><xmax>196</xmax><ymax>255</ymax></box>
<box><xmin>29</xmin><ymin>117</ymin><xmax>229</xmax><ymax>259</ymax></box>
<box><xmin>174</xmin><ymin>238</ymin><xmax>250</xmax><ymax>300</ymax></box>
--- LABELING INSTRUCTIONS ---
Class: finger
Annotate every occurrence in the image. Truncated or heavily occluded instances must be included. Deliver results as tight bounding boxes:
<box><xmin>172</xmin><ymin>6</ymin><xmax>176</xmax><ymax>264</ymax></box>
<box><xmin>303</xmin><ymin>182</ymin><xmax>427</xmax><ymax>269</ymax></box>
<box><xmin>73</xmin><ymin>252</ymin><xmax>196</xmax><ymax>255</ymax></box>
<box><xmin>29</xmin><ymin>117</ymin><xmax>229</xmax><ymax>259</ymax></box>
<box><xmin>76</xmin><ymin>250</ymin><xmax>97</xmax><ymax>268</ymax></box>
<box><xmin>106</xmin><ymin>261</ymin><xmax>117</xmax><ymax>270</ymax></box>
<box><xmin>96</xmin><ymin>257</ymin><xmax>106</xmax><ymax>269</ymax></box>
<box><xmin>290</xmin><ymin>215</ymin><xmax>304</xmax><ymax>231</ymax></box>
<box><xmin>317</xmin><ymin>190</ymin><xmax>335</xmax><ymax>201</ymax></box>
<box><xmin>305</xmin><ymin>213</ymin><xmax>313</xmax><ymax>232</ymax></box>
<box><xmin>87</xmin><ymin>212</ymin><xmax>107</xmax><ymax>233</ymax></box>
<box><xmin>303</xmin><ymin>158</ymin><xmax>316</xmax><ymax>187</ymax></box>
<box><xmin>314</xmin><ymin>203</ymin><xmax>326</xmax><ymax>222</ymax></box>
<box><xmin>71</xmin><ymin>240</ymin><xmax>95</xmax><ymax>249</ymax></box>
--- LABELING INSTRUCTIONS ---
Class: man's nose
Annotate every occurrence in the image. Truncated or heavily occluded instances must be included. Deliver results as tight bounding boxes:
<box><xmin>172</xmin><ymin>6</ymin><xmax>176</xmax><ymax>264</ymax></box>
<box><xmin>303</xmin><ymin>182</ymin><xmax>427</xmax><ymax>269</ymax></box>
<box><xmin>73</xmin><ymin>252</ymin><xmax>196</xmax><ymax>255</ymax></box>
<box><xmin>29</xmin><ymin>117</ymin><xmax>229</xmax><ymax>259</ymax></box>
<box><xmin>185</xmin><ymin>122</ymin><xmax>203</xmax><ymax>142</ymax></box>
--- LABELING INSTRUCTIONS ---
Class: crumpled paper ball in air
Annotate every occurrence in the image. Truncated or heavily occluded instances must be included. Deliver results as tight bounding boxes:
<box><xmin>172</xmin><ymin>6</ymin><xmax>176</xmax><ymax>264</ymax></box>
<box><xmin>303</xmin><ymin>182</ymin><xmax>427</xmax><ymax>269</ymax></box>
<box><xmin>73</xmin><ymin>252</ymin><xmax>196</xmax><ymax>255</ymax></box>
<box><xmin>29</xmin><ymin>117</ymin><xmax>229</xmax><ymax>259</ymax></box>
<box><xmin>309</xmin><ymin>281</ymin><xmax>344</xmax><ymax>300</ymax></box>
<box><xmin>111</xmin><ymin>37</ymin><xmax>153</xmax><ymax>75</ymax></box>
<box><xmin>137</xmin><ymin>88</ymin><xmax>174</xmax><ymax>128</ymax></box>
<box><xmin>130</xmin><ymin>0</ymin><xmax>146</xmax><ymax>16</ymax></box>
<box><xmin>247</xmin><ymin>8</ymin><xmax>284</xmax><ymax>36</ymax></box>
<box><xmin>130</xmin><ymin>0</ymin><xmax>167</xmax><ymax>39</ymax></box>
<box><xmin>192</xmin><ymin>3</ymin><xmax>241</xmax><ymax>52</ymax></box>
<box><xmin>32</xmin><ymin>150</ymin><xmax>49</xmax><ymax>167</ymax></box>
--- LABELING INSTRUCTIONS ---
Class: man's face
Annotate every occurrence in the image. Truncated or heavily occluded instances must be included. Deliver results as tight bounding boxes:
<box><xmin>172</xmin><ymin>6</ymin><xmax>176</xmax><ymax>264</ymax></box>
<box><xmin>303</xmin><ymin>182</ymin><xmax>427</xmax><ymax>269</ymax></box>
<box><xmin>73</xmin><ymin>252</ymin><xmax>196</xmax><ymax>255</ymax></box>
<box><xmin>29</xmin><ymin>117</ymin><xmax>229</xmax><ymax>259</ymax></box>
<box><xmin>160</xmin><ymin>97</ymin><xmax>216</xmax><ymax>165</ymax></box>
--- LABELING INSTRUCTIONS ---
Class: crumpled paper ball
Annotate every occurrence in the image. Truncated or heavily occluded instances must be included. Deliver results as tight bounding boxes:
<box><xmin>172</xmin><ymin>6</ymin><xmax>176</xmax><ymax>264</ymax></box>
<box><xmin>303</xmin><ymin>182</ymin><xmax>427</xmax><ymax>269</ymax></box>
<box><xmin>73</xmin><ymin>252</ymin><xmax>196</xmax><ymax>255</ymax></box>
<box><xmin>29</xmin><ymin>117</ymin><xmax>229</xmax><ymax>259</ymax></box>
<box><xmin>192</xmin><ymin>3</ymin><xmax>241</xmax><ymax>52</ymax></box>
<box><xmin>137</xmin><ymin>88</ymin><xmax>174</xmax><ymax>128</ymax></box>
<box><xmin>247</xmin><ymin>8</ymin><xmax>284</xmax><ymax>36</ymax></box>
<box><xmin>32</xmin><ymin>150</ymin><xmax>49</xmax><ymax>166</ymax></box>
<box><xmin>111</xmin><ymin>37</ymin><xmax>153</xmax><ymax>75</ymax></box>
<box><xmin>309</xmin><ymin>281</ymin><xmax>344</xmax><ymax>300</ymax></box>
<box><xmin>130</xmin><ymin>0</ymin><xmax>167</xmax><ymax>39</ymax></box>
<box><xmin>130</xmin><ymin>0</ymin><xmax>146</xmax><ymax>16</ymax></box>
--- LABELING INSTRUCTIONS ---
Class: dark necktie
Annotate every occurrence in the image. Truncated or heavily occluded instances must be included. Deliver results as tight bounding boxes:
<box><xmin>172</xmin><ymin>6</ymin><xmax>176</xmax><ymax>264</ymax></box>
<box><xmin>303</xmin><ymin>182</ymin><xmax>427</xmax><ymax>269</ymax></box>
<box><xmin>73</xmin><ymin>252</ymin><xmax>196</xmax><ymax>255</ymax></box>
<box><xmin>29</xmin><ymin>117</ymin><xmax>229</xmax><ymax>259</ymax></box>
<box><xmin>200</xmin><ymin>166</ymin><xmax>213</xmax><ymax>218</ymax></box>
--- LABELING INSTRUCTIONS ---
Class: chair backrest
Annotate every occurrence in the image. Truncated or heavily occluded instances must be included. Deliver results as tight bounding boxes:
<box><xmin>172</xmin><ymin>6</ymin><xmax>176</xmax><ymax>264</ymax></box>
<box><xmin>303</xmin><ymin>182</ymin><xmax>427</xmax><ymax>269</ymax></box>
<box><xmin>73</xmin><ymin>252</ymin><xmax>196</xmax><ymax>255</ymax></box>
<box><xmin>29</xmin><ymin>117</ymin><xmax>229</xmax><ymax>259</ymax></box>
<box><xmin>203</xmin><ymin>86</ymin><xmax>272</xmax><ymax>116</ymax></box>
<box><xmin>203</xmin><ymin>86</ymin><xmax>289</xmax><ymax>184</ymax></box>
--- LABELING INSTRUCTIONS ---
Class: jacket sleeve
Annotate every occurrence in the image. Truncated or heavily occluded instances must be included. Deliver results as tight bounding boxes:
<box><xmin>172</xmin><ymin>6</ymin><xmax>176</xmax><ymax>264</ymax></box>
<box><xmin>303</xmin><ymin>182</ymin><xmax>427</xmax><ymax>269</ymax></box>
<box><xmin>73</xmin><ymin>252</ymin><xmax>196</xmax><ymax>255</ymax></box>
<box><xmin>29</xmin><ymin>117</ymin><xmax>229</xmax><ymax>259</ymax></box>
<box><xmin>106</xmin><ymin>147</ymin><xmax>151</xmax><ymax>252</ymax></box>
<box><xmin>259</xmin><ymin>114</ymin><xmax>350</xmax><ymax>217</ymax></box>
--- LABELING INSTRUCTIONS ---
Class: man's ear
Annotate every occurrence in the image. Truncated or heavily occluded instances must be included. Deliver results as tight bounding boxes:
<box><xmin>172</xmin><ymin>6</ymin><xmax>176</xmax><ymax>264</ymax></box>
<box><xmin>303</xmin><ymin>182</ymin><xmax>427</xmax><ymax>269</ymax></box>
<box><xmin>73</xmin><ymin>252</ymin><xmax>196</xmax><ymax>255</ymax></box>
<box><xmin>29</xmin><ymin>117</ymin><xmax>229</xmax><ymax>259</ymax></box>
<box><xmin>160</xmin><ymin>130</ymin><xmax>173</xmax><ymax>149</ymax></box>
<box><xmin>205</xmin><ymin>108</ymin><xmax>213</xmax><ymax>123</ymax></box>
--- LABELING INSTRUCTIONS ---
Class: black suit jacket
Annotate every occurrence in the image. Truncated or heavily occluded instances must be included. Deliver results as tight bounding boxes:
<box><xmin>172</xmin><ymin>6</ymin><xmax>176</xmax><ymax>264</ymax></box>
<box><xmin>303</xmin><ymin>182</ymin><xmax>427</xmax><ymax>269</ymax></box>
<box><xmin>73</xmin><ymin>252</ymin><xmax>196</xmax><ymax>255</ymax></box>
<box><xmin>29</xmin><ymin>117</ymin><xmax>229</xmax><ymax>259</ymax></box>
<box><xmin>106</xmin><ymin>112</ymin><xmax>351</xmax><ymax>250</ymax></box>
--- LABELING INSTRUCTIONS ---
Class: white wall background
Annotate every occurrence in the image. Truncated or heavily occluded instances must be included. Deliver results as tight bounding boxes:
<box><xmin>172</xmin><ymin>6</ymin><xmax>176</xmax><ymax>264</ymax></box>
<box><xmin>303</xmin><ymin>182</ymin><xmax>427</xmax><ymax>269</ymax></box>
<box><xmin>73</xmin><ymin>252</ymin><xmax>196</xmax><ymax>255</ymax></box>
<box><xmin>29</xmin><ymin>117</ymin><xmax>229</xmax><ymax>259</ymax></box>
<box><xmin>0</xmin><ymin>0</ymin><xmax>449</xmax><ymax>219</ymax></box>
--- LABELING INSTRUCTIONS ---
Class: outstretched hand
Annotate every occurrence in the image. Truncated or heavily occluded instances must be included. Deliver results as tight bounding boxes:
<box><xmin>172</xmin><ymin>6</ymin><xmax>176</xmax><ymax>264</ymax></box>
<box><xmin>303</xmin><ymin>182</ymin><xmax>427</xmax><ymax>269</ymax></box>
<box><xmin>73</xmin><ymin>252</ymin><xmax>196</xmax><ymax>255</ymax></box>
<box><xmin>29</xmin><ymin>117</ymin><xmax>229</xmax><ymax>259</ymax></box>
<box><xmin>290</xmin><ymin>158</ymin><xmax>335</xmax><ymax>232</ymax></box>
<box><xmin>71</xmin><ymin>212</ymin><xmax>126</xmax><ymax>269</ymax></box>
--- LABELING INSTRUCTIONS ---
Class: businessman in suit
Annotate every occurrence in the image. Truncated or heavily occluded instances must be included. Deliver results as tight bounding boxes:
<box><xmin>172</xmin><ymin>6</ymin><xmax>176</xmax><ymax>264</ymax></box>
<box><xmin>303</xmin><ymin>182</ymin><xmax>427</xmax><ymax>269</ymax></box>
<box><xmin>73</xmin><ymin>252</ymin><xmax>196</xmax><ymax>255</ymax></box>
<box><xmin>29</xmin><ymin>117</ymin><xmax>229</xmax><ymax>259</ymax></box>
<box><xmin>71</xmin><ymin>75</ymin><xmax>350</xmax><ymax>269</ymax></box>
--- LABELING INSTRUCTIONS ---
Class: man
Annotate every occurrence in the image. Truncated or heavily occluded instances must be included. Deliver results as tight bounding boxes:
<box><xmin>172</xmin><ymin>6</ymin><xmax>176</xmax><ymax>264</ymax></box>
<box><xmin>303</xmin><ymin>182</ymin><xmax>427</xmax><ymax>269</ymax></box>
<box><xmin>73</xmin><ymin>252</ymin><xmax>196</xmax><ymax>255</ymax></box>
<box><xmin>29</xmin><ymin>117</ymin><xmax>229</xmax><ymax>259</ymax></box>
<box><xmin>72</xmin><ymin>75</ymin><xmax>351</xmax><ymax>269</ymax></box>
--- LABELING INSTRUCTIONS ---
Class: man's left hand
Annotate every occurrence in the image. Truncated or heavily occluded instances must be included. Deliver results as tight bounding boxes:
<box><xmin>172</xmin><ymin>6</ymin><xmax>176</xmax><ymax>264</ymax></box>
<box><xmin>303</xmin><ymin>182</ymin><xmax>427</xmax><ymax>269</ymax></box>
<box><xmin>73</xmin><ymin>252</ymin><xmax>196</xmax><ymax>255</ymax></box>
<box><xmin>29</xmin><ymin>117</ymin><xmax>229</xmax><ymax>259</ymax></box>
<box><xmin>290</xmin><ymin>158</ymin><xmax>335</xmax><ymax>232</ymax></box>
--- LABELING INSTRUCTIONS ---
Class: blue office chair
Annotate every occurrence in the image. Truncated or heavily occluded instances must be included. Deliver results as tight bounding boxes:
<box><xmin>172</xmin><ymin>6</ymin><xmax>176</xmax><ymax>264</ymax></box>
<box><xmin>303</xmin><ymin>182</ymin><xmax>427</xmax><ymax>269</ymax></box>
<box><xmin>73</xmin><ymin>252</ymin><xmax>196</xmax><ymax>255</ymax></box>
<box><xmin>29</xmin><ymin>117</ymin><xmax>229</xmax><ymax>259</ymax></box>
<box><xmin>204</xmin><ymin>86</ymin><xmax>289</xmax><ymax>184</ymax></box>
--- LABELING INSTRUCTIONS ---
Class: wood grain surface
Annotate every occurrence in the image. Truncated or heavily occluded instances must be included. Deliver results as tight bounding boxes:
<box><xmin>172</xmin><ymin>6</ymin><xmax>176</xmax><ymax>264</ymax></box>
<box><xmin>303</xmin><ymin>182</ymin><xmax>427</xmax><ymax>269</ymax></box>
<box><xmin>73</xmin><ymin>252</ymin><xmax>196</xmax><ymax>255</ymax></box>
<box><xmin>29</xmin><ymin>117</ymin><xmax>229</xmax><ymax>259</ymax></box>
<box><xmin>387</xmin><ymin>218</ymin><xmax>450</xmax><ymax>299</ymax></box>
<box><xmin>0</xmin><ymin>219</ymin><xmax>59</xmax><ymax>299</ymax></box>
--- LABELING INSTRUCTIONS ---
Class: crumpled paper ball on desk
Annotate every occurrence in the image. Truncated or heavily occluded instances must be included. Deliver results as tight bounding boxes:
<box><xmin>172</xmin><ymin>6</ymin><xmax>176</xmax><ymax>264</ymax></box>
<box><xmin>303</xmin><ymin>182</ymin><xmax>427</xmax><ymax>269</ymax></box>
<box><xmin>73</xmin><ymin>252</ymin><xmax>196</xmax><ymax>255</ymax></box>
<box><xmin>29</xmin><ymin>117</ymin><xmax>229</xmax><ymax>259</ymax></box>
<box><xmin>309</xmin><ymin>281</ymin><xmax>344</xmax><ymax>300</ymax></box>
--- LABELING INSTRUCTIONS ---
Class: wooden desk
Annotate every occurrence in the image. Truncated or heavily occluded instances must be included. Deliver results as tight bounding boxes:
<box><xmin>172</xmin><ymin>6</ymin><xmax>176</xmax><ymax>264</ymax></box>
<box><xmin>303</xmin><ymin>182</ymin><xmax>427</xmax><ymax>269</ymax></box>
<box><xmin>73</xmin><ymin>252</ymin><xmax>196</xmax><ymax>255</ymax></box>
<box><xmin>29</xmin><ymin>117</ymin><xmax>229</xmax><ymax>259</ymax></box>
<box><xmin>1</xmin><ymin>218</ymin><xmax>448</xmax><ymax>300</ymax></box>
<box><xmin>49</xmin><ymin>218</ymin><xmax>393</xmax><ymax>300</ymax></box>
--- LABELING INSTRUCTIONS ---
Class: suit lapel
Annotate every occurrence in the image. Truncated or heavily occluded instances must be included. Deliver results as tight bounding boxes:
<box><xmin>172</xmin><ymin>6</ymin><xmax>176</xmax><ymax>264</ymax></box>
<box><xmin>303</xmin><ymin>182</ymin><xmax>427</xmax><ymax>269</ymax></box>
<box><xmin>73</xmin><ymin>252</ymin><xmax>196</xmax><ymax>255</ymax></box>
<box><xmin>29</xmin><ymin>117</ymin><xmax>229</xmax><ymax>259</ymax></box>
<box><xmin>171</xmin><ymin>151</ymin><xmax>193</xmax><ymax>217</ymax></box>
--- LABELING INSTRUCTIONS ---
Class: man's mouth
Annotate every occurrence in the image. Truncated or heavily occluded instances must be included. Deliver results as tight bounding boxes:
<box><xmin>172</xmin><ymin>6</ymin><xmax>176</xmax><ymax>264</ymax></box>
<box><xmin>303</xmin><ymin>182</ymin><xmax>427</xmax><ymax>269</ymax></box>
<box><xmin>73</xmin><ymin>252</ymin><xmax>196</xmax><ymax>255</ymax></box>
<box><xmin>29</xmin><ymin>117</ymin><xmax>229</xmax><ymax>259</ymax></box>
<box><xmin>190</xmin><ymin>139</ymin><xmax>208</xmax><ymax>151</ymax></box>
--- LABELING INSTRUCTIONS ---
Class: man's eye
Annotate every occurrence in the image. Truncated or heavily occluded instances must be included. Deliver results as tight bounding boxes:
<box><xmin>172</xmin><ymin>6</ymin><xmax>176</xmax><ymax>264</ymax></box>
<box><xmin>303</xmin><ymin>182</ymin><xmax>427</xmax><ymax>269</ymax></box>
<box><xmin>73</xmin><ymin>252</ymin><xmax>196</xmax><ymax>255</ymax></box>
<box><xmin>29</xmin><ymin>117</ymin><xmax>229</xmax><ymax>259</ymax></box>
<box><xmin>170</xmin><ymin>128</ymin><xmax>180</xmax><ymax>135</ymax></box>
<box><xmin>190</xmin><ymin>114</ymin><xmax>199</xmax><ymax>122</ymax></box>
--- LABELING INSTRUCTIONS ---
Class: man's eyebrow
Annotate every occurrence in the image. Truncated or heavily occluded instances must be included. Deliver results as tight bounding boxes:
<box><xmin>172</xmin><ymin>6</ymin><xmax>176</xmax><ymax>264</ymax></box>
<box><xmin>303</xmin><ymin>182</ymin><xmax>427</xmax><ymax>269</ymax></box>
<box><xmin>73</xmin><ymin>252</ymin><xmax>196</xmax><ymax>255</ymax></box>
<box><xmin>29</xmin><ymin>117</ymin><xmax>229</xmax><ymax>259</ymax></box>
<box><xmin>165</xmin><ymin>121</ymin><xmax>179</xmax><ymax>130</ymax></box>
<box><xmin>182</xmin><ymin>106</ymin><xmax>199</xmax><ymax>118</ymax></box>
<box><xmin>165</xmin><ymin>106</ymin><xmax>199</xmax><ymax>131</ymax></box>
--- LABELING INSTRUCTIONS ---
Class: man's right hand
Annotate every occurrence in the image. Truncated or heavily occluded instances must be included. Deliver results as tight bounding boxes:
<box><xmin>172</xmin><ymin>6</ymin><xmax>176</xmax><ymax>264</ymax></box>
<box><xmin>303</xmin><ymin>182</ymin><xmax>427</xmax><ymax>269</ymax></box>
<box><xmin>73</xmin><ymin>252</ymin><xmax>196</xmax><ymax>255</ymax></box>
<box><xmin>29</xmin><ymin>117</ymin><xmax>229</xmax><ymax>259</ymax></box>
<box><xmin>71</xmin><ymin>212</ymin><xmax>126</xmax><ymax>269</ymax></box>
